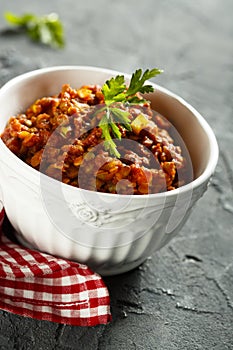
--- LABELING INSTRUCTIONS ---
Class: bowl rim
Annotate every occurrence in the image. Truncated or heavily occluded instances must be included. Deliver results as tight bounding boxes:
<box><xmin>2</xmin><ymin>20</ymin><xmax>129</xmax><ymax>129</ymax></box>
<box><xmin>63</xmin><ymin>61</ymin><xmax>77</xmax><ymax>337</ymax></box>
<box><xmin>0</xmin><ymin>65</ymin><xmax>219</xmax><ymax>199</ymax></box>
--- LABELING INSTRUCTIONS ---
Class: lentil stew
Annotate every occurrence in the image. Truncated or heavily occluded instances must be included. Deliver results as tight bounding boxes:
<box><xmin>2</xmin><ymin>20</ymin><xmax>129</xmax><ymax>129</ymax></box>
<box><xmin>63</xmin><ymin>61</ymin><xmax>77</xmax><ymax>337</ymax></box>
<box><xmin>1</xmin><ymin>84</ymin><xmax>192</xmax><ymax>194</ymax></box>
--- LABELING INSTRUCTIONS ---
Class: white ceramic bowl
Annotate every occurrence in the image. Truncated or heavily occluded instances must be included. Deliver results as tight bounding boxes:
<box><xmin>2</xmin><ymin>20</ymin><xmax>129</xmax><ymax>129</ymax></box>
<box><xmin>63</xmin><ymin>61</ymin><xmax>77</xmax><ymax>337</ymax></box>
<box><xmin>0</xmin><ymin>66</ymin><xmax>218</xmax><ymax>275</ymax></box>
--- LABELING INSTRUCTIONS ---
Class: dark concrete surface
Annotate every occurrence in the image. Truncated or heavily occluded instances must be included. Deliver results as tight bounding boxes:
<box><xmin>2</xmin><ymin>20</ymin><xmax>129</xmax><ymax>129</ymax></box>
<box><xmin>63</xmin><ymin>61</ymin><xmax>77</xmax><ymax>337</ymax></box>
<box><xmin>0</xmin><ymin>1</ymin><xmax>233</xmax><ymax>349</ymax></box>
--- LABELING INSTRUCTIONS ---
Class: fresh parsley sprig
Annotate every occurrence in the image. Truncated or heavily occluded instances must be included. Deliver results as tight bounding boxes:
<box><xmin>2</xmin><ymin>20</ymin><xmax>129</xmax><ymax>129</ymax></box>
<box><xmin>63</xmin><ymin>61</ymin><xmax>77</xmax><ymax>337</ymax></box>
<box><xmin>4</xmin><ymin>12</ymin><xmax>65</xmax><ymax>49</ymax></box>
<box><xmin>99</xmin><ymin>68</ymin><xmax>163</xmax><ymax>157</ymax></box>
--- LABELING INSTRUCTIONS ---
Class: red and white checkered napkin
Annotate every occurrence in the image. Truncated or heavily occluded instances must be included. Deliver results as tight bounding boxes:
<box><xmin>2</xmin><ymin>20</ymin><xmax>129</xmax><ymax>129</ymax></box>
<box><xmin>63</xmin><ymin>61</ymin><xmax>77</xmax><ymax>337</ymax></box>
<box><xmin>0</xmin><ymin>210</ymin><xmax>111</xmax><ymax>326</ymax></box>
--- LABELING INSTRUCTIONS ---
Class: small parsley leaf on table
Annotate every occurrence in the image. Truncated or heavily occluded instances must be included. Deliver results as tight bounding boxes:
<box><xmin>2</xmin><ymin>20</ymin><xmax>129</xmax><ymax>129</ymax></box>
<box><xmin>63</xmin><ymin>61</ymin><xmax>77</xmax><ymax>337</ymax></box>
<box><xmin>4</xmin><ymin>12</ymin><xmax>65</xmax><ymax>49</ymax></box>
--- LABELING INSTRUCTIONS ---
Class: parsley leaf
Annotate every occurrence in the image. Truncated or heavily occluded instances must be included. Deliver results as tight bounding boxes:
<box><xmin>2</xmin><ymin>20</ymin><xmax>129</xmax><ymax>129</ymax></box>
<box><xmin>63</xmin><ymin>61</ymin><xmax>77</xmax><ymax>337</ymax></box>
<box><xmin>4</xmin><ymin>12</ymin><xmax>65</xmax><ymax>49</ymax></box>
<box><xmin>110</xmin><ymin>108</ymin><xmax>132</xmax><ymax>132</ymax></box>
<box><xmin>126</xmin><ymin>68</ymin><xmax>162</xmax><ymax>97</ymax></box>
<box><xmin>99</xmin><ymin>68</ymin><xmax>163</xmax><ymax>157</ymax></box>
<box><xmin>101</xmin><ymin>75</ymin><xmax>126</xmax><ymax>106</ymax></box>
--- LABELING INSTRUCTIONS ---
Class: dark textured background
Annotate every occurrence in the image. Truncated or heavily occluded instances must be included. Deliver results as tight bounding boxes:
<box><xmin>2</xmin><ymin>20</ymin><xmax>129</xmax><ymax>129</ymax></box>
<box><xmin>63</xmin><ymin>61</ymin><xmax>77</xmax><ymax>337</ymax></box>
<box><xmin>0</xmin><ymin>1</ymin><xmax>233</xmax><ymax>349</ymax></box>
